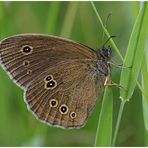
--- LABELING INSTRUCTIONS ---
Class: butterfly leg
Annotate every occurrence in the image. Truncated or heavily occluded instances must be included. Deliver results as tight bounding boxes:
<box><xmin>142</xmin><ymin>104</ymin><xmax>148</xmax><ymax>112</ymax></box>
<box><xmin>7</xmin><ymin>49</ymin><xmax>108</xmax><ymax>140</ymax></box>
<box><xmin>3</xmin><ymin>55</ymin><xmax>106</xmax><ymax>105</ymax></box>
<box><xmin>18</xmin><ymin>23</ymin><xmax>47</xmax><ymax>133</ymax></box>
<box><xmin>108</xmin><ymin>61</ymin><xmax>132</xmax><ymax>69</ymax></box>
<box><xmin>104</xmin><ymin>76</ymin><xmax>127</xmax><ymax>91</ymax></box>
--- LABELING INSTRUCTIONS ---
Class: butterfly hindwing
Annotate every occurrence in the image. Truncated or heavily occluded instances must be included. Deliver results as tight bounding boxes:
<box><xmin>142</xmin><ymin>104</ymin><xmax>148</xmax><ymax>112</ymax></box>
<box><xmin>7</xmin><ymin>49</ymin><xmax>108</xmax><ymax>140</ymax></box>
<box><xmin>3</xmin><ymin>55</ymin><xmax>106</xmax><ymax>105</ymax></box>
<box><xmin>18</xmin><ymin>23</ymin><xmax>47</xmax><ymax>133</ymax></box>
<box><xmin>25</xmin><ymin>60</ymin><xmax>105</xmax><ymax>128</ymax></box>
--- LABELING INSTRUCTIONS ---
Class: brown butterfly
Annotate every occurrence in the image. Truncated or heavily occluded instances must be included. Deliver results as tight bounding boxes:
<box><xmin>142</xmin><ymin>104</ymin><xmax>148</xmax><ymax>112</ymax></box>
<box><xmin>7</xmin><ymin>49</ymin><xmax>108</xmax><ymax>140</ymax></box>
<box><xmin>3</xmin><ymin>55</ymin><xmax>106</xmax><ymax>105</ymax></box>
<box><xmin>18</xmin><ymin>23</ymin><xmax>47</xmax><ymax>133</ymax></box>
<box><xmin>0</xmin><ymin>34</ymin><xmax>112</xmax><ymax>129</ymax></box>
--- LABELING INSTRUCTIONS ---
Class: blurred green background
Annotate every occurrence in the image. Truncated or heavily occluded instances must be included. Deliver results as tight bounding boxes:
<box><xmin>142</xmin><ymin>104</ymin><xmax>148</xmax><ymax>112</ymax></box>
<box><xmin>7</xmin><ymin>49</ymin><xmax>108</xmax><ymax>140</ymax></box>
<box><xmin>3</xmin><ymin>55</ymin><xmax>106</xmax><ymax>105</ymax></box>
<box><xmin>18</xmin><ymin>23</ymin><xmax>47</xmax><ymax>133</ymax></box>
<box><xmin>0</xmin><ymin>1</ymin><xmax>146</xmax><ymax>146</ymax></box>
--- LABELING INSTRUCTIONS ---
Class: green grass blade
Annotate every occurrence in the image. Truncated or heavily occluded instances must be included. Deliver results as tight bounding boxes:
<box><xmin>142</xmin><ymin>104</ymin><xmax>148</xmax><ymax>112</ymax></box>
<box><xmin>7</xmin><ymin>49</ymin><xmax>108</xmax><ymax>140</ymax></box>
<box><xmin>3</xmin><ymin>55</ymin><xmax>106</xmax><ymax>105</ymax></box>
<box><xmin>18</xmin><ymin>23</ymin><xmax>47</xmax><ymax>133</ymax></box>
<box><xmin>112</xmin><ymin>100</ymin><xmax>126</xmax><ymax>146</ymax></box>
<box><xmin>95</xmin><ymin>87</ymin><xmax>113</xmax><ymax>146</ymax></box>
<box><xmin>90</xmin><ymin>2</ymin><xmax>148</xmax><ymax>146</ymax></box>
<box><xmin>132</xmin><ymin>2</ymin><xmax>148</xmax><ymax>146</ymax></box>
<box><xmin>142</xmin><ymin>55</ymin><xmax>148</xmax><ymax>131</ymax></box>
<box><xmin>60</xmin><ymin>2</ymin><xmax>78</xmax><ymax>38</ymax></box>
<box><xmin>145</xmin><ymin>132</ymin><xmax>148</xmax><ymax>146</ymax></box>
<box><xmin>120</xmin><ymin>2</ymin><xmax>148</xmax><ymax>101</ymax></box>
<box><xmin>45</xmin><ymin>2</ymin><xmax>61</xmax><ymax>34</ymax></box>
<box><xmin>90</xmin><ymin>3</ymin><xmax>114</xmax><ymax>146</ymax></box>
<box><xmin>90</xmin><ymin>1</ymin><xmax>123</xmax><ymax>61</ymax></box>
<box><xmin>90</xmin><ymin>2</ymin><xmax>123</xmax><ymax>146</ymax></box>
<box><xmin>90</xmin><ymin>1</ymin><xmax>144</xmax><ymax>95</ymax></box>
<box><xmin>141</xmin><ymin>53</ymin><xmax>148</xmax><ymax>146</ymax></box>
<box><xmin>132</xmin><ymin>1</ymin><xmax>140</xmax><ymax>19</ymax></box>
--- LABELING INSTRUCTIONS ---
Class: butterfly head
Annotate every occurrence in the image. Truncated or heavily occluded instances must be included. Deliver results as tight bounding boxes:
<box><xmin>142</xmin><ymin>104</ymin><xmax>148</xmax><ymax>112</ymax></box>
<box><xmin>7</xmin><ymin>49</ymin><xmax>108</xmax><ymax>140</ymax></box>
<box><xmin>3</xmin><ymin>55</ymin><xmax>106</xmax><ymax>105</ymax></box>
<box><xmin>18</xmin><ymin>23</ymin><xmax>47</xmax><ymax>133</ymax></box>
<box><xmin>97</xmin><ymin>36</ymin><xmax>115</xmax><ymax>61</ymax></box>
<box><xmin>98</xmin><ymin>46</ymin><xmax>112</xmax><ymax>61</ymax></box>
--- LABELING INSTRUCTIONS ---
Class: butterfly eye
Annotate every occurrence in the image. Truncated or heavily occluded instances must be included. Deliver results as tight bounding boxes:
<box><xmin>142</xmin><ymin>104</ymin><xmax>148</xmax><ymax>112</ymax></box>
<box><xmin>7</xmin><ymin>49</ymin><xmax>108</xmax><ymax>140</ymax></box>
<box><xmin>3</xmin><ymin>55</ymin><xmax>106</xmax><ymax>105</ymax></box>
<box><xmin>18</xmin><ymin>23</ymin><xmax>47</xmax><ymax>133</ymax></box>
<box><xmin>44</xmin><ymin>75</ymin><xmax>53</xmax><ymax>82</ymax></box>
<box><xmin>21</xmin><ymin>45</ymin><xmax>33</xmax><ymax>55</ymax></box>
<box><xmin>49</xmin><ymin>99</ymin><xmax>58</xmax><ymax>107</ymax></box>
<box><xmin>59</xmin><ymin>104</ymin><xmax>69</xmax><ymax>114</ymax></box>
<box><xmin>70</xmin><ymin>112</ymin><xmax>77</xmax><ymax>119</ymax></box>
<box><xmin>45</xmin><ymin>80</ymin><xmax>57</xmax><ymax>90</ymax></box>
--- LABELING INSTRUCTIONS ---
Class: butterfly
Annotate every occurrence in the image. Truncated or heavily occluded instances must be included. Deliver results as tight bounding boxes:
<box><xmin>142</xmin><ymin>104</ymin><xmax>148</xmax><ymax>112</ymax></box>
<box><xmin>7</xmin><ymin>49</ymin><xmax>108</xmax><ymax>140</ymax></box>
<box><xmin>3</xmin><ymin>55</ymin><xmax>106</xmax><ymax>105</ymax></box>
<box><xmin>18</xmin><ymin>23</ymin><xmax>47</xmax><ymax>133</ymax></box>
<box><xmin>0</xmin><ymin>34</ymin><xmax>112</xmax><ymax>129</ymax></box>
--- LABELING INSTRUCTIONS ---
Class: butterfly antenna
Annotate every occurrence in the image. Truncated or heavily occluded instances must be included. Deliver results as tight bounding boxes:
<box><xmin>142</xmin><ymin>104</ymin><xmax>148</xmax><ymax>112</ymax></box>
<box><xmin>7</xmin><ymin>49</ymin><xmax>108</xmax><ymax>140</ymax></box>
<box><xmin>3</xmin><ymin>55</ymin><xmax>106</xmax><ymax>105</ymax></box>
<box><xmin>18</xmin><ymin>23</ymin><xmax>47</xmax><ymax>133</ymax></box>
<box><xmin>102</xmin><ymin>35</ymin><xmax>116</xmax><ymax>48</ymax></box>
<box><xmin>101</xmin><ymin>12</ymin><xmax>112</xmax><ymax>46</ymax></box>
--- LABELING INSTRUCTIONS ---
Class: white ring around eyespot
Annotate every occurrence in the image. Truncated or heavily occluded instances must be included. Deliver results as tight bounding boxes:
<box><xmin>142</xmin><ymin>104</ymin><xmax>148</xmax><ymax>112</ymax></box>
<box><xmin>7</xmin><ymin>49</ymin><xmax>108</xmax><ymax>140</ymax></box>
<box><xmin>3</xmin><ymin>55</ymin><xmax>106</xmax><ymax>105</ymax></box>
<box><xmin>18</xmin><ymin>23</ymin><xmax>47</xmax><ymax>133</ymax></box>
<box><xmin>49</xmin><ymin>99</ymin><xmax>58</xmax><ymax>107</ymax></box>
<box><xmin>59</xmin><ymin>104</ymin><xmax>69</xmax><ymax>114</ymax></box>
<box><xmin>44</xmin><ymin>80</ymin><xmax>57</xmax><ymax>90</ymax></box>
<box><xmin>21</xmin><ymin>45</ymin><xmax>33</xmax><ymax>55</ymax></box>
<box><xmin>44</xmin><ymin>75</ymin><xmax>53</xmax><ymax>82</ymax></box>
<box><xmin>70</xmin><ymin>112</ymin><xmax>77</xmax><ymax>119</ymax></box>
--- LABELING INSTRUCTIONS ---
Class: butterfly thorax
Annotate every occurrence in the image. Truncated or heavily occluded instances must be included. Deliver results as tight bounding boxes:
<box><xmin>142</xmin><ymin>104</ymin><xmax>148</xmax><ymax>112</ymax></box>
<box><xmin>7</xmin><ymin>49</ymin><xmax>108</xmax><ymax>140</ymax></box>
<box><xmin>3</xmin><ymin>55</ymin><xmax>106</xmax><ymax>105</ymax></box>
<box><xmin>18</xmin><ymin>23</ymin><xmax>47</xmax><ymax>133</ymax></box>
<box><xmin>96</xmin><ymin>59</ymin><xmax>110</xmax><ymax>77</ymax></box>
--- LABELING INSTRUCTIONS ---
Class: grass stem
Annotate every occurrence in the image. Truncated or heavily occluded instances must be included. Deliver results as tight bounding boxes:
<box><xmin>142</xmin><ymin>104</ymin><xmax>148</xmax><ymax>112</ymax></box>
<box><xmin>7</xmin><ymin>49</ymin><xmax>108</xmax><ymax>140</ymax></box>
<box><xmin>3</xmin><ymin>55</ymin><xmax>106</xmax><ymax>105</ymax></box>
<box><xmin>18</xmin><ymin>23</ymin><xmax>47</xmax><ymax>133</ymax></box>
<box><xmin>112</xmin><ymin>100</ymin><xmax>126</xmax><ymax>146</ymax></box>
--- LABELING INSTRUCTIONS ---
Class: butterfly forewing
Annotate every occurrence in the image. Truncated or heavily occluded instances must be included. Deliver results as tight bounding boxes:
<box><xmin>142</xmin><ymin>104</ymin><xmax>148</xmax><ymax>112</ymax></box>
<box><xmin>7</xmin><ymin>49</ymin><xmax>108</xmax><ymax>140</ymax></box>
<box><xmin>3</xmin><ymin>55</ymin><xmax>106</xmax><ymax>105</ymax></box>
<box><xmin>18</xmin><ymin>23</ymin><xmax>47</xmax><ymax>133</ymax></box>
<box><xmin>0</xmin><ymin>34</ymin><xmax>97</xmax><ymax>88</ymax></box>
